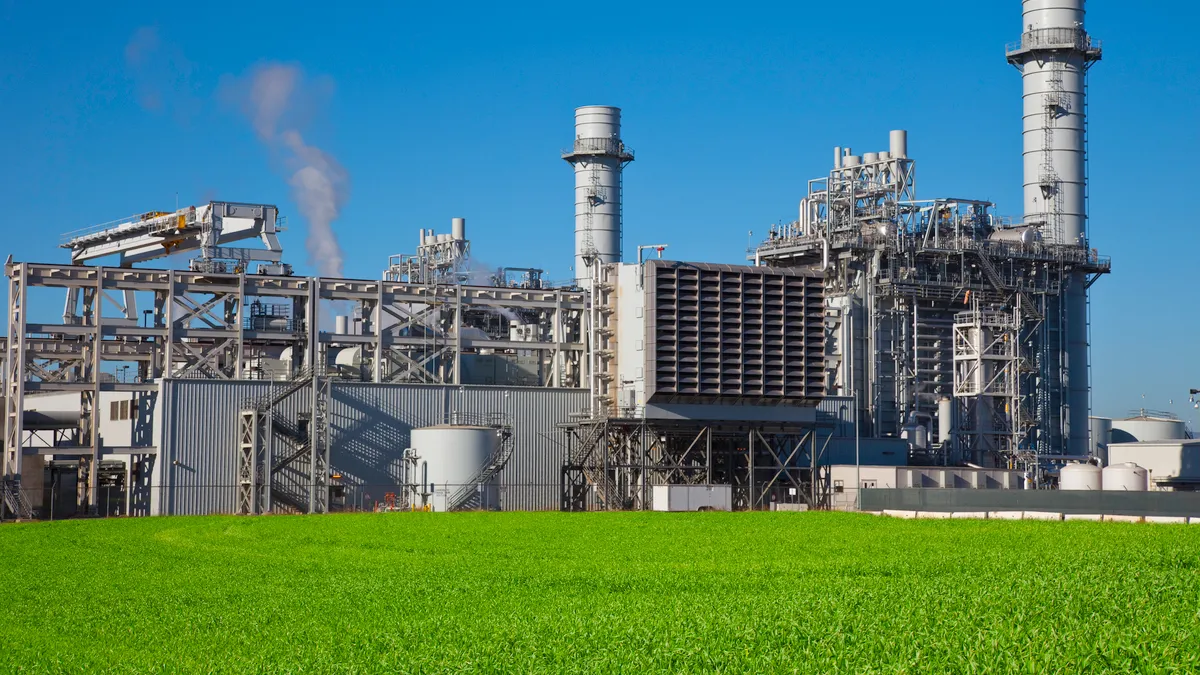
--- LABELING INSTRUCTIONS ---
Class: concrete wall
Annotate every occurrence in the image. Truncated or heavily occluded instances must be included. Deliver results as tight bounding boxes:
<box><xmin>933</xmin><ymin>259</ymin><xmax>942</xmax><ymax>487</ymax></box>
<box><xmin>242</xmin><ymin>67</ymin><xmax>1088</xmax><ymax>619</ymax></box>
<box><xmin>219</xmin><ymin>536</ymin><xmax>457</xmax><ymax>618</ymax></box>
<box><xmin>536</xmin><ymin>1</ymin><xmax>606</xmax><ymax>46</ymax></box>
<box><xmin>863</xmin><ymin>487</ymin><xmax>1200</xmax><ymax>518</ymax></box>
<box><xmin>829</xmin><ymin>465</ymin><xmax>1024</xmax><ymax>511</ymax></box>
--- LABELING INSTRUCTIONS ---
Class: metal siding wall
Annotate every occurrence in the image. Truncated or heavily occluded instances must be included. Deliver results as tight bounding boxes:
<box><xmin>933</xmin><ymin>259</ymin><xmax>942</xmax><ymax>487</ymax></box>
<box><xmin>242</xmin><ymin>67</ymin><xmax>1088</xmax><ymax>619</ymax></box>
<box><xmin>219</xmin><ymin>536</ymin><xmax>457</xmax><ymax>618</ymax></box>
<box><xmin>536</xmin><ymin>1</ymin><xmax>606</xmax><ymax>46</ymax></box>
<box><xmin>158</xmin><ymin>380</ymin><xmax>588</xmax><ymax>514</ymax></box>
<box><xmin>331</xmin><ymin>383</ymin><xmax>587</xmax><ymax>511</ymax></box>
<box><xmin>157</xmin><ymin>380</ymin><xmax>279</xmax><ymax>516</ymax></box>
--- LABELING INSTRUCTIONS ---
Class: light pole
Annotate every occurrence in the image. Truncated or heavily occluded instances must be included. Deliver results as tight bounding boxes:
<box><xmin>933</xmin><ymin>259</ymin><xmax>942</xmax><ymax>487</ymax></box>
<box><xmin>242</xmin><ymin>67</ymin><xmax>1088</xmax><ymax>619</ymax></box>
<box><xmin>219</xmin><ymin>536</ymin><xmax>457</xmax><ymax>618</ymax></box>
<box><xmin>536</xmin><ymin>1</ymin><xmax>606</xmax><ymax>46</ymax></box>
<box><xmin>1189</xmin><ymin>389</ymin><xmax>1199</xmax><ymax>437</ymax></box>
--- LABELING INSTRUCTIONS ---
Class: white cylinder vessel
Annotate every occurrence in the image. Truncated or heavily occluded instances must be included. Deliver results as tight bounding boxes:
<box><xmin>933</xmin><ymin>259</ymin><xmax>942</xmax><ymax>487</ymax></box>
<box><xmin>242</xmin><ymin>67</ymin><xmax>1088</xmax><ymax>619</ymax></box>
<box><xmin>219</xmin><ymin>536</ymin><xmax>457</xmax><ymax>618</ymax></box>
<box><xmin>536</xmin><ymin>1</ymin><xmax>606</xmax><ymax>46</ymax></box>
<box><xmin>1111</xmin><ymin>417</ymin><xmax>1188</xmax><ymax>443</ymax></box>
<box><xmin>410</xmin><ymin>425</ymin><xmax>502</xmax><ymax>511</ymax></box>
<box><xmin>1102</xmin><ymin>462</ymin><xmax>1148</xmax><ymax>492</ymax></box>
<box><xmin>1060</xmin><ymin>463</ymin><xmax>1102</xmax><ymax>491</ymax></box>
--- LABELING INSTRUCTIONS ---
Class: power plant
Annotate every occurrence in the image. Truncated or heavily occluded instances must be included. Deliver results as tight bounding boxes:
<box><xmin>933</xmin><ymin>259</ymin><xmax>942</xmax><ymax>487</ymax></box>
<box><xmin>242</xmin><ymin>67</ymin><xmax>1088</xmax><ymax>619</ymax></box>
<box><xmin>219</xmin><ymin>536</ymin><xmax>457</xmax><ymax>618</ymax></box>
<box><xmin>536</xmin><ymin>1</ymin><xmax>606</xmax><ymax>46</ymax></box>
<box><xmin>2</xmin><ymin>0</ymin><xmax>1196</xmax><ymax>521</ymax></box>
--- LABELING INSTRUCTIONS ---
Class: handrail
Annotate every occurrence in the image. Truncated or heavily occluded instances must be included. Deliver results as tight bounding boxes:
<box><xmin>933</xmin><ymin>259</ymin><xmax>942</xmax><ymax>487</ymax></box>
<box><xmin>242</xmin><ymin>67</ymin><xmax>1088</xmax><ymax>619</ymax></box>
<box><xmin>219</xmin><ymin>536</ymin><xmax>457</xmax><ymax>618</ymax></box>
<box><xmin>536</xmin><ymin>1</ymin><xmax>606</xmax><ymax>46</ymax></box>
<box><xmin>1006</xmin><ymin>27</ymin><xmax>1101</xmax><ymax>55</ymax></box>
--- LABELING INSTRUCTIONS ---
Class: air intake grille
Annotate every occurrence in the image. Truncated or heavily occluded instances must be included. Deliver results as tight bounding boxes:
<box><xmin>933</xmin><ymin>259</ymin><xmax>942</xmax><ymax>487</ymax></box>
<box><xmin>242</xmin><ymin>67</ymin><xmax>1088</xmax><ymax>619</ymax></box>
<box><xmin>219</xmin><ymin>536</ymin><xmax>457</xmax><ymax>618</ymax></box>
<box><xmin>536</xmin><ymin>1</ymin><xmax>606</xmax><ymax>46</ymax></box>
<box><xmin>644</xmin><ymin>261</ymin><xmax>824</xmax><ymax>404</ymax></box>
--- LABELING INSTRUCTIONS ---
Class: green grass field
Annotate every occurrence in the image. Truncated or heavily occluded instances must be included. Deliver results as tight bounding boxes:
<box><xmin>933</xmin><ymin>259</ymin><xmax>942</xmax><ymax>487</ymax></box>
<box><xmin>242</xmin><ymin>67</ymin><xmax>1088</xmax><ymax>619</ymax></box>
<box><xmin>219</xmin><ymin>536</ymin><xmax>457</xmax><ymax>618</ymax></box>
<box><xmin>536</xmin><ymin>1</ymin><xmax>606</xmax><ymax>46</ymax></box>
<box><xmin>1</xmin><ymin>512</ymin><xmax>1198</xmax><ymax>673</ymax></box>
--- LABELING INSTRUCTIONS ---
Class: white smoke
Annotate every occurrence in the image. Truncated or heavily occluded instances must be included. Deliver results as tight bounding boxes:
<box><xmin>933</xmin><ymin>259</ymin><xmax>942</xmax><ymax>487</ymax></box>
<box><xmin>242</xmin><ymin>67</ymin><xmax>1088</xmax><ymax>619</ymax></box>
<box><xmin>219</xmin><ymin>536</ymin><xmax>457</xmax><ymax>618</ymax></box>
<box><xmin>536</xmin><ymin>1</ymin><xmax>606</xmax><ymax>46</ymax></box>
<box><xmin>282</xmin><ymin>130</ymin><xmax>347</xmax><ymax>278</ymax></box>
<box><xmin>221</xmin><ymin>63</ymin><xmax>347</xmax><ymax>278</ymax></box>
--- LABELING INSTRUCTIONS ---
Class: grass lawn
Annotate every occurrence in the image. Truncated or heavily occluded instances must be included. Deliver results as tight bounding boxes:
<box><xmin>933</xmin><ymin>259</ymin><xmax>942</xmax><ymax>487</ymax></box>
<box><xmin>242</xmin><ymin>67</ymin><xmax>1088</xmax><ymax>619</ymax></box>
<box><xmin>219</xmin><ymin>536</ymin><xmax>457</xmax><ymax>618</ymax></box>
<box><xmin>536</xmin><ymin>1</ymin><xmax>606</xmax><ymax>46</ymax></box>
<box><xmin>1</xmin><ymin>512</ymin><xmax>1197</xmax><ymax>673</ymax></box>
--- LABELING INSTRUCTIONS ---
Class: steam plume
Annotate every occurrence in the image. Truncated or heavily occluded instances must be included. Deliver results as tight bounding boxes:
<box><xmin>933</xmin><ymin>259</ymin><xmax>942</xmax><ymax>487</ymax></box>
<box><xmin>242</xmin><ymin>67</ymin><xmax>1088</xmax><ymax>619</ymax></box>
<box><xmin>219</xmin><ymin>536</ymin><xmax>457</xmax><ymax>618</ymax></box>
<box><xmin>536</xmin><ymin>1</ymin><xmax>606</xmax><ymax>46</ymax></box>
<box><xmin>222</xmin><ymin>63</ymin><xmax>347</xmax><ymax>278</ymax></box>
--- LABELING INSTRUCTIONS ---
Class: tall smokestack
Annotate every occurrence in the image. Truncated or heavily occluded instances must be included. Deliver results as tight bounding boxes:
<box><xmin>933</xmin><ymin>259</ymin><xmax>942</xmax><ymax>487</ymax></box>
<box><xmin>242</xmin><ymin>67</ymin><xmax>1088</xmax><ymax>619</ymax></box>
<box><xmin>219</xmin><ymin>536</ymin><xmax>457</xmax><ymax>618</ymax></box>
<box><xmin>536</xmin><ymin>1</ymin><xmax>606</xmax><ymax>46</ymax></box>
<box><xmin>1007</xmin><ymin>0</ymin><xmax>1102</xmax><ymax>455</ymax></box>
<box><xmin>562</xmin><ymin>106</ymin><xmax>634</xmax><ymax>285</ymax></box>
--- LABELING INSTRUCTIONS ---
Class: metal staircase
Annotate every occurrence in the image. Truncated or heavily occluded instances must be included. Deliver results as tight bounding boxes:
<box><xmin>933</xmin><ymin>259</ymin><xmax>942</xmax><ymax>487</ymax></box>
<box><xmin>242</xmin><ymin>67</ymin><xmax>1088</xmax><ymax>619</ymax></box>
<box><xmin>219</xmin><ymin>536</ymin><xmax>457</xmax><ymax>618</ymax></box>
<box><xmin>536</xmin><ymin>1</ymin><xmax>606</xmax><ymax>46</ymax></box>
<box><xmin>973</xmin><ymin>251</ymin><xmax>1043</xmax><ymax>322</ymax></box>
<box><xmin>1</xmin><ymin>479</ymin><xmax>34</xmax><ymax>520</ymax></box>
<box><xmin>446</xmin><ymin>421</ymin><xmax>515</xmax><ymax>511</ymax></box>
<box><xmin>567</xmin><ymin>420</ymin><xmax>622</xmax><ymax>510</ymax></box>
<box><xmin>235</xmin><ymin>365</ymin><xmax>328</xmax><ymax>515</ymax></box>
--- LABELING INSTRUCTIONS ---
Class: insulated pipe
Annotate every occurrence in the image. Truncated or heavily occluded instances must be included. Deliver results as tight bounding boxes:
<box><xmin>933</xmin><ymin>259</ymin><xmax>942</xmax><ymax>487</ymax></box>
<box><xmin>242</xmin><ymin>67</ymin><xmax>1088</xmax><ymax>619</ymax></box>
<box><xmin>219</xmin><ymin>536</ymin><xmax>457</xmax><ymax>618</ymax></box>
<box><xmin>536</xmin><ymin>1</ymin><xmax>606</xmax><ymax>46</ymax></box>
<box><xmin>24</xmin><ymin>410</ymin><xmax>81</xmax><ymax>430</ymax></box>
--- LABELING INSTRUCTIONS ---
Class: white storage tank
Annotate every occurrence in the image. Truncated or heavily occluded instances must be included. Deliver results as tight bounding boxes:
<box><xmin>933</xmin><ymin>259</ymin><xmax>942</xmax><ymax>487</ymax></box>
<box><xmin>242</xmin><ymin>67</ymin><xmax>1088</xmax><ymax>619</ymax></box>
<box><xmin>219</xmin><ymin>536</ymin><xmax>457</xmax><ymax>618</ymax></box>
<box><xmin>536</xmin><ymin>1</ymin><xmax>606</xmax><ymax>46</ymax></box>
<box><xmin>1089</xmin><ymin>416</ymin><xmax>1112</xmax><ymax>466</ymax></box>
<box><xmin>1111</xmin><ymin>415</ymin><xmax>1187</xmax><ymax>443</ymax></box>
<box><xmin>1059</xmin><ymin>463</ymin><xmax>1102</xmax><ymax>491</ymax></box>
<box><xmin>410</xmin><ymin>425</ymin><xmax>502</xmax><ymax>511</ymax></box>
<box><xmin>1102</xmin><ymin>462</ymin><xmax>1148</xmax><ymax>492</ymax></box>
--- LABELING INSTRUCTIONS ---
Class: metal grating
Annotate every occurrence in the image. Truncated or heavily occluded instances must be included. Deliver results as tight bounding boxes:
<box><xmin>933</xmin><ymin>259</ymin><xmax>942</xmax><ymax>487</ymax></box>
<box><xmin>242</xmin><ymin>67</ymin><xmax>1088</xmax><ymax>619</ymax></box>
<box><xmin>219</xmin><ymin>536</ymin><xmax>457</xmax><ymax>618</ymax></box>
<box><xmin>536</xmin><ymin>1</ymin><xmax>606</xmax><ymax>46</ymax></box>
<box><xmin>644</xmin><ymin>261</ymin><xmax>824</xmax><ymax>404</ymax></box>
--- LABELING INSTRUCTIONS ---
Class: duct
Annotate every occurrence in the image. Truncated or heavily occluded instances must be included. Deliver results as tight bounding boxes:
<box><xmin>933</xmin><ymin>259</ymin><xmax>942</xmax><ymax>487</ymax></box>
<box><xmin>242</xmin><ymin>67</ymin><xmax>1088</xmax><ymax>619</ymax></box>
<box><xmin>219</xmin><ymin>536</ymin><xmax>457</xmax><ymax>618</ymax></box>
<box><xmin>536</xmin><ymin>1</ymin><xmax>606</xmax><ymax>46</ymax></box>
<box><xmin>23</xmin><ymin>410</ymin><xmax>80</xmax><ymax>430</ymax></box>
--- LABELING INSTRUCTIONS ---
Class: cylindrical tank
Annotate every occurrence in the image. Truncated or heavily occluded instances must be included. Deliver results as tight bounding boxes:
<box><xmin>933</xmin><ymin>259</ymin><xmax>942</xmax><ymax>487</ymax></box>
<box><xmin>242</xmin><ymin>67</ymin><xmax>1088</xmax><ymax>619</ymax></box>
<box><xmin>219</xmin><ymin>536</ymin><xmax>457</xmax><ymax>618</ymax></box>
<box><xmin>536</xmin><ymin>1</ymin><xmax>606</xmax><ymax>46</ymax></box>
<box><xmin>1060</xmin><ymin>463</ymin><xmax>1102</xmax><ymax>491</ymax></box>
<box><xmin>989</xmin><ymin>226</ymin><xmax>1043</xmax><ymax>245</ymax></box>
<box><xmin>451</xmin><ymin>217</ymin><xmax>465</xmax><ymax>241</ymax></box>
<box><xmin>879</xmin><ymin>151</ymin><xmax>891</xmax><ymax>161</ymax></box>
<box><xmin>1089</xmin><ymin>416</ymin><xmax>1112</xmax><ymax>466</ymax></box>
<box><xmin>1103</xmin><ymin>462</ymin><xmax>1148</xmax><ymax>492</ymax></box>
<box><xmin>844</xmin><ymin>155</ymin><xmax>861</xmax><ymax>167</ymax></box>
<box><xmin>833</xmin><ymin>147</ymin><xmax>843</xmax><ymax>169</ymax></box>
<box><xmin>335</xmin><ymin>315</ymin><xmax>348</xmax><ymax>334</ymax></box>
<box><xmin>565</xmin><ymin>105</ymin><xmax>632</xmax><ymax>285</ymax></box>
<box><xmin>1111</xmin><ymin>416</ymin><xmax>1188</xmax><ymax>443</ymax></box>
<box><xmin>901</xmin><ymin>413</ymin><xmax>928</xmax><ymax>451</ymax></box>
<box><xmin>889</xmin><ymin>130</ymin><xmax>908</xmax><ymax>159</ymax></box>
<box><xmin>410</xmin><ymin>425</ymin><xmax>502</xmax><ymax>511</ymax></box>
<box><xmin>912</xmin><ymin>425</ymin><xmax>928</xmax><ymax>451</ymax></box>
<box><xmin>862</xmin><ymin>152</ymin><xmax>879</xmax><ymax>164</ymax></box>
<box><xmin>938</xmin><ymin>397</ymin><xmax>953</xmax><ymax>445</ymax></box>
<box><xmin>418</xmin><ymin>228</ymin><xmax>425</xmax><ymax>249</ymax></box>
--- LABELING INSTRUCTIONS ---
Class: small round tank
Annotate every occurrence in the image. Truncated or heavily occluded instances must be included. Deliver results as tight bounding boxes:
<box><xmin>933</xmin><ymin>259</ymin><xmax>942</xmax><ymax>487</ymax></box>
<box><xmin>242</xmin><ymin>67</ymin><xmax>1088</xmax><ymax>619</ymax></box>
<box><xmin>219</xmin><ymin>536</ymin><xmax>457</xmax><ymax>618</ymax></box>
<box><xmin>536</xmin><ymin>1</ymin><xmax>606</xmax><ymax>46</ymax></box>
<box><xmin>1060</xmin><ymin>463</ymin><xmax>1102</xmax><ymax>491</ymax></box>
<box><xmin>410</xmin><ymin>425</ymin><xmax>502</xmax><ymax>511</ymax></box>
<box><xmin>1102</xmin><ymin>462</ymin><xmax>1148</xmax><ymax>492</ymax></box>
<box><xmin>901</xmin><ymin>413</ymin><xmax>928</xmax><ymax>451</ymax></box>
<box><xmin>937</xmin><ymin>397</ymin><xmax>953</xmax><ymax>445</ymax></box>
<box><xmin>988</xmin><ymin>226</ymin><xmax>1042</xmax><ymax>245</ymax></box>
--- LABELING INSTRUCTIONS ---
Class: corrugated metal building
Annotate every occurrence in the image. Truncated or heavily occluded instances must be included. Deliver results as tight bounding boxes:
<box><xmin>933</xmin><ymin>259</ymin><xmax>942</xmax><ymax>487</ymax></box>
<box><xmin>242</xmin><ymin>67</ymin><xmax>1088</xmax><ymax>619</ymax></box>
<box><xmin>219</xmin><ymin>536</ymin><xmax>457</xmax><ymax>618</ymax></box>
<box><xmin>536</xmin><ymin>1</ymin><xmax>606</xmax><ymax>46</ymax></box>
<box><xmin>153</xmin><ymin>380</ymin><xmax>588</xmax><ymax>515</ymax></box>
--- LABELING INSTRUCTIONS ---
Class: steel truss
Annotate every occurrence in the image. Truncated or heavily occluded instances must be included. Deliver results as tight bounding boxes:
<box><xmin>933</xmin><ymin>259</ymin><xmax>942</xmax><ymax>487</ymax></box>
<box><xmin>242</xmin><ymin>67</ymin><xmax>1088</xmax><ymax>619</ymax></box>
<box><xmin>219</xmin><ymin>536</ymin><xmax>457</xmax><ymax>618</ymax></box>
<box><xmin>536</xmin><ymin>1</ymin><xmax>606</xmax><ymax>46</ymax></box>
<box><xmin>561</xmin><ymin>417</ymin><xmax>818</xmax><ymax>511</ymax></box>
<box><xmin>3</xmin><ymin>261</ymin><xmax>588</xmax><ymax>515</ymax></box>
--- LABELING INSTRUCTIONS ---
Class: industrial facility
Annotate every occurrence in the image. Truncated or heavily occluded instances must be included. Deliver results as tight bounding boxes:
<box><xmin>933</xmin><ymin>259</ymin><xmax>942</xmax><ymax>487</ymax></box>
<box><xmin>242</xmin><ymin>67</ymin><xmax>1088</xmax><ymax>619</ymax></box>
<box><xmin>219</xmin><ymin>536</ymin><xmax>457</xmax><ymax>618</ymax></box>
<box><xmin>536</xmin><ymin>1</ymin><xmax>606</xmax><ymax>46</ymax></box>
<box><xmin>2</xmin><ymin>0</ymin><xmax>1194</xmax><ymax>521</ymax></box>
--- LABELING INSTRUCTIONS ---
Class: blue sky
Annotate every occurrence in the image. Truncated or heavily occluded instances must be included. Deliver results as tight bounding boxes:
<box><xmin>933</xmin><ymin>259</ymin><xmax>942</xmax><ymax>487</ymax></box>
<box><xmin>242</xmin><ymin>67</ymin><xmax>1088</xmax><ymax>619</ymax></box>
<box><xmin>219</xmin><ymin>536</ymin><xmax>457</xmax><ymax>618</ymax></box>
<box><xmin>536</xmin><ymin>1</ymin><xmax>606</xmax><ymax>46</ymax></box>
<box><xmin>1</xmin><ymin>1</ymin><xmax>1197</xmax><ymax>424</ymax></box>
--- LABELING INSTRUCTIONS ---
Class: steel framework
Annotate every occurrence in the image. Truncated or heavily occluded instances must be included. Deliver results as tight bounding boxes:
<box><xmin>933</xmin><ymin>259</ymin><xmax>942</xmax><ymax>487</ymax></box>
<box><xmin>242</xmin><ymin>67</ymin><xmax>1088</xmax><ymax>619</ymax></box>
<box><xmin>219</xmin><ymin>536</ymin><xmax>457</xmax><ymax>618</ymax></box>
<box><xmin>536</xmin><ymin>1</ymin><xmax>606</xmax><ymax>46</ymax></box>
<box><xmin>2</xmin><ymin>261</ymin><xmax>588</xmax><ymax>515</ymax></box>
<box><xmin>756</xmin><ymin>139</ymin><xmax>1110</xmax><ymax>466</ymax></box>
<box><xmin>561</xmin><ymin>416</ymin><xmax>822</xmax><ymax>511</ymax></box>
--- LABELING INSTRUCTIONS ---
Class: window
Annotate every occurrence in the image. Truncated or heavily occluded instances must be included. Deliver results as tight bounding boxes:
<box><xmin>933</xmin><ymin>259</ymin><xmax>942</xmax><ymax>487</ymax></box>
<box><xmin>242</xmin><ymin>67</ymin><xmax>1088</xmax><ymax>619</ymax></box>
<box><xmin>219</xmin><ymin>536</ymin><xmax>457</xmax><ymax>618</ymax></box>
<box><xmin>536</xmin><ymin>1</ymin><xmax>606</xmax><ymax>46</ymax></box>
<box><xmin>110</xmin><ymin>401</ymin><xmax>120</xmax><ymax>420</ymax></box>
<box><xmin>833</xmin><ymin>480</ymin><xmax>844</xmax><ymax>494</ymax></box>
<box><xmin>862</xmin><ymin>480</ymin><xmax>877</xmax><ymax>489</ymax></box>
<box><xmin>119</xmin><ymin>400</ymin><xmax>130</xmax><ymax>420</ymax></box>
